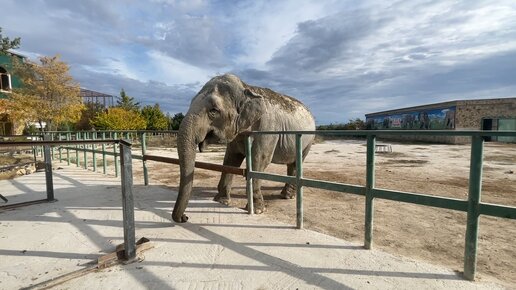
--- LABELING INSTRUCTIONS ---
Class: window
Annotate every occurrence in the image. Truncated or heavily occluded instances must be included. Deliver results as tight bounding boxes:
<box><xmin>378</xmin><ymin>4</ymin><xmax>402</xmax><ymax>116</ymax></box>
<box><xmin>0</xmin><ymin>66</ymin><xmax>12</xmax><ymax>92</ymax></box>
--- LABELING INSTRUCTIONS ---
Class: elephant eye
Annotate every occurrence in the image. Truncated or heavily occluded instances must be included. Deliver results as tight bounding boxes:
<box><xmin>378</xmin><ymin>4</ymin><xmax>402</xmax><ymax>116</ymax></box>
<box><xmin>209</xmin><ymin>108</ymin><xmax>220</xmax><ymax>118</ymax></box>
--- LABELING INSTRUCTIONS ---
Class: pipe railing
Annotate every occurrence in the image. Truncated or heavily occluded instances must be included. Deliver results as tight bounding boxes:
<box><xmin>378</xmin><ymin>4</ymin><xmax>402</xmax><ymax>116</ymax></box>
<box><xmin>0</xmin><ymin>138</ymin><xmax>136</xmax><ymax>261</ymax></box>
<box><xmin>244</xmin><ymin>129</ymin><xmax>516</xmax><ymax>281</ymax></box>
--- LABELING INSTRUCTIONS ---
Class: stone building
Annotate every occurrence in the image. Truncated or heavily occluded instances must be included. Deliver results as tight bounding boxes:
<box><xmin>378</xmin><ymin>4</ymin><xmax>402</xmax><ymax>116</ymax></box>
<box><xmin>365</xmin><ymin>97</ymin><xmax>516</xmax><ymax>144</ymax></box>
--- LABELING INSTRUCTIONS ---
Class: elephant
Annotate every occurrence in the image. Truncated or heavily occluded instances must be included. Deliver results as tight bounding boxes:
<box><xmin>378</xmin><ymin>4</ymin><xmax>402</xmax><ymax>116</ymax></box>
<box><xmin>172</xmin><ymin>74</ymin><xmax>316</xmax><ymax>223</ymax></box>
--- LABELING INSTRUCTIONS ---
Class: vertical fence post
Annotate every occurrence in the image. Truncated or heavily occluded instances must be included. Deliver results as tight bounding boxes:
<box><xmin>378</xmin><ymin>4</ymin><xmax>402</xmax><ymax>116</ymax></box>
<box><xmin>76</xmin><ymin>132</ymin><xmax>80</xmax><ymax>167</ymax></box>
<box><xmin>83</xmin><ymin>132</ymin><xmax>88</xmax><ymax>170</ymax></box>
<box><xmin>245</xmin><ymin>135</ymin><xmax>254</xmax><ymax>215</ymax></box>
<box><xmin>295</xmin><ymin>134</ymin><xmax>304</xmax><ymax>229</ymax></box>
<box><xmin>365</xmin><ymin>134</ymin><xmax>376</xmax><ymax>250</ymax></box>
<box><xmin>141</xmin><ymin>132</ymin><xmax>149</xmax><ymax>185</ymax></box>
<box><xmin>120</xmin><ymin>141</ymin><xmax>136</xmax><ymax>260</ymax></box>
<box><xmin>92</xmin><ymin>132</ymin><xmax>97</xmax><ymax>172</ymax></box>
<box><xmin>102</xmin><ymin>132</ymin><xmax>107</xmax><ymax>174</ymax></box>
<box><xmin>464</xmin><ymin>135</ymin><xmax>484</xmax><ymax>281</ymax></box>
<box><xmin>66</xmin><ymin>133</ymin><xmax>71</xmax><ymax>166</ymax></box>
<box><xmin>58</xmin><ymin>133</ymin><xmax>62</xmax><ymax>163</ymax></box>
<box><xmin>114</xmin><ymin>132</ymin><xmax>119</xmax><ymax>177</ymax></box>
<box><xmin>43</xmin><ymin>135</ymin><xmax>55</xmax><ymax>202</ymax></box>
<box><xmin>51</xmin><ymin>133</ymin><xmax>55</xmax><ymax>161</ymax></box>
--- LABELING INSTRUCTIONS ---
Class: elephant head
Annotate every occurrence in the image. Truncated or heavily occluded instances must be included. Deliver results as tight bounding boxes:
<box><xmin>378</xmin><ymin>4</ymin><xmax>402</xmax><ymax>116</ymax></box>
<box><xmin>172</xmin><ymin>74</ymin><xmax>265</xmax><ymax>223</ymax></box>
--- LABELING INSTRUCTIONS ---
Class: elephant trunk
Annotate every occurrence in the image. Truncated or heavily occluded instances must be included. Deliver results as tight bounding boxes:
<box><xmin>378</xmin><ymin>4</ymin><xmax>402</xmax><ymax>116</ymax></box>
<box><xmin>172</xmin><ymin>113</ymin><xmax>200</xmax><ymax>223</ymax></box>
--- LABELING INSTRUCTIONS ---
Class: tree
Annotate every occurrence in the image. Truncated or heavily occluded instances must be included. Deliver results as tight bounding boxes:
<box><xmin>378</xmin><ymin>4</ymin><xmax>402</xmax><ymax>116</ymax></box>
<box><xmin>116</xmin><ymin>89</ymin><xmax>140</xmax><ymax>111</ymax></box>
<box><xmin>91</xmin><ymin>107</ymin><xmax>146</xmax><ymax>130</ymax></box>
<box><xmin>75</xmin><ymin>102</ymin><xmax>106</xmax><ymax>130</ymax></box>
<box><xmin>0</xmin><ymin>27</ymin><xmax>20</xmax><ymax>53</ymax></box>
<box><xmin>141</xmin><ymin>104</ymin><xmax>168</xmax><ymax>130</ymax></box>
<box><xmin>2</xmin><ymin>55</ymin><xmax>83</xmax><ymax>131</ymax></box>
<box><xmin>169</xmin><ymin>112</ymin><xmax>184</xmax><ymax>130</ymax></box>
<box><xmin>317</xmin><ymin>118</ymin><xmax>366</xmax><ymax>130</ymax></box>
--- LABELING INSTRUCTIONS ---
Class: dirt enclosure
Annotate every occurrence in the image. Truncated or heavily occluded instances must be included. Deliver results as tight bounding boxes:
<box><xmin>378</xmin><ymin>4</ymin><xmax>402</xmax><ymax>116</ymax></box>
<box><xmin>136</xmin><ymin>138</ymin><xmax>516</xmax><ymax>287</ymax></box>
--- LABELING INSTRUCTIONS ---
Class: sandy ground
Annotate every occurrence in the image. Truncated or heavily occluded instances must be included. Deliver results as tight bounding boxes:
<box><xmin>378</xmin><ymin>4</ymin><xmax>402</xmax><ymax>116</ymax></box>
<box><xmin>132</xmin><ymin>138</ymin><xmax>516</xmax><ymax>288</ymax></box>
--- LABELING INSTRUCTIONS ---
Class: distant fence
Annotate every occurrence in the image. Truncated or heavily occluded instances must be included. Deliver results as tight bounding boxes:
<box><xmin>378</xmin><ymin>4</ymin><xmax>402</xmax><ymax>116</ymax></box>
<box><xmin>28</xmin><ymin>130</ymin><xmax>177</xmax><ymax>184</ymax></box>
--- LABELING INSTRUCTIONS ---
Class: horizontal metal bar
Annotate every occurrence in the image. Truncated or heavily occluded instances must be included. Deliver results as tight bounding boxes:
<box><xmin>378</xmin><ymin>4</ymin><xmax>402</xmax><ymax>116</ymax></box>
<box><xmin>0</xmin><ymin>139</ymin><xmax>124</xmax><ymax>147</ymax></box>
<box><xmin>144</xmin><ymin>155</ymin><xmax>245</xmax><ymax>176</ymax></box>
<box><xmin>59</xmin><ymin>146</ymin><xmax>144</xmax><ymax>160</ymax></box>
<box><xmin>246</xmin><ymin>130</ymin><xmax>516</xmax><ymax>137</ymax></box>
<box><xmin>248</xmin><ymin>171</ymin><xmax>296</xmax><ymax>184</ymax></box>
<box><xmin>372</xmin><ymin>188</ymin><xmax>468</xmax><ymax>211</ymax></box>
<box><xmin>479</xmin><ymin>203</ymin><xmax>516</xmax><ymax>219</ymax></box>
<box><xmin>302</xmin><ymin>178</ymin><xmax>365</xmax><ymax>196</ymax></box>
<box><xmin>0</xmin><ymin>199</ymin><xmax>54</xmax><ymax>211</ymax></box>
<box><xmin>39</xmin><ymin>130</ymin><xmax>179</xmax><ymax>134</ymax></box>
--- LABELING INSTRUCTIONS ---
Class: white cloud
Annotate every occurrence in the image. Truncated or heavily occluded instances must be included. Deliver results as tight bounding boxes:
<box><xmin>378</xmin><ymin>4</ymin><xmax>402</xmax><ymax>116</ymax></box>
<box><xmin>146</xmin><ymin>50</ymin><xmax>214</xmax><ymax>85</ymax></box>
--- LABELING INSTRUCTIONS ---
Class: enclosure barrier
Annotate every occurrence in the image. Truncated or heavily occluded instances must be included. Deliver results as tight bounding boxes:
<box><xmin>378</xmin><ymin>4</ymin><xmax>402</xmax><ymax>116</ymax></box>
<box><xmin>244</xmin><ymin>130</ymin><xmax>516</xmax><ymax>281</ymax></box>
<box><xmin>0</xmin><ymin>138</ymin><xmax>137</xmax><ymax>261</ymax></box>
<box><xmin>6</xmin><ymin>129</ymin><xmax>515</xmax><ymax>280</ymax></box>
<box><xmin>35</xmin><ymin>130</ymin><xmax>177</xmax><ymax>184</ymax></box>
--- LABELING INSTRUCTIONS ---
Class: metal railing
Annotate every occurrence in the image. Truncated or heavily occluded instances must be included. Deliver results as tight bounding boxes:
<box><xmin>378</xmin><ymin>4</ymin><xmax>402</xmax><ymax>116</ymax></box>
<box><xmin>0</xmin><ymin>138</ymin><xmax>137</xmax><ymax>261</ymax></box>
<box><xmin>31</xmin><ymin>130</ymin><xmax>177</xmax><ymax>183</ymax></box>
<box><xmin>4</xmin><ymin>129</ymin><xmax>515</xmax><ymax>280</ymax></box>
<box><xmin>244</xmin><ymin>130</ymin><xmax>516</xmax><ymax>281</ymax></box>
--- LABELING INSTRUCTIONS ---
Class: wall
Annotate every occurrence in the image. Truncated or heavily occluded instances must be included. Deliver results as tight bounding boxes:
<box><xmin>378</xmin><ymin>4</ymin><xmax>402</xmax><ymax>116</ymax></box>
<box><xmin>366</xmin><ymin>98</ymin><xmax>516</xmax><ymax>144</ymax></box>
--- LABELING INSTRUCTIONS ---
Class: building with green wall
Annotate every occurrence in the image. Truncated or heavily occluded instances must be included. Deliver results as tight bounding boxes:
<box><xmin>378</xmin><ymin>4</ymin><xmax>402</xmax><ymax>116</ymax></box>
<box><xmin>0</xmin><ymin>51</ymin><xmax>25</xmax><ymax>135</ymax></box>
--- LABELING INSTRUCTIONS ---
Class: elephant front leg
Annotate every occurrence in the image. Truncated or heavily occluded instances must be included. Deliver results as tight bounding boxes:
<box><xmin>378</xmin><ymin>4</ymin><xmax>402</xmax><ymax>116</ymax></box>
<box><xmin>214</xmin><ymin>147</ymin><xmax>245</xmax><ymax>206</ymax></box>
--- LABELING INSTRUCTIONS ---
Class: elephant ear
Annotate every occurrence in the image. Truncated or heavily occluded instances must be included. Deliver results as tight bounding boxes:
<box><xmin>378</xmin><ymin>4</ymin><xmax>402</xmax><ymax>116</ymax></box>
<box><xmin>236</xmin><ymin>88</ymin><xmax>265</xmax><ymax>133</ymax></box>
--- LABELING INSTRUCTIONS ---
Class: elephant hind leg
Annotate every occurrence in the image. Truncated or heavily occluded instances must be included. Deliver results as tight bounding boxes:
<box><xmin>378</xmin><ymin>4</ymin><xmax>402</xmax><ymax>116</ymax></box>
<box><xmin>281</xmin><ymin>143</ymin><xmax>312</xmax><ymax>199</ymax></box>
<box><xmin>281</xmin><ymin>163</ymin><xmax>296</xmax><ymax>199</ymax></box>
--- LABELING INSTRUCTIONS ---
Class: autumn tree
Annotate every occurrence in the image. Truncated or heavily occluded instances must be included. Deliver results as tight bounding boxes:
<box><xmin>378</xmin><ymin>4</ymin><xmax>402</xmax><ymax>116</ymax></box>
<box><xmin>0</xmin><ymin>27</ymin><xmax>20</xmax><ymax>53</ymax></box>
<box><xmin>141</xmin><ymin>103</ymin><xmax>168</xmax><ymax>130</ymax></box>
<box><xmin>75</xmin><ymin>102</ymin><xmax>106</xmax><ymax>130</ymax></box>
<box><xmin>3</xmin><ymin>55</ymin><xmax>83</xmax><ymax>131</ymax></box>
<box><xmin>116</xmin><ymin>89</ymin><xmax>140</xmax><ymax>111</ymax></box>
<box><xmin>91</xmin><ymin>107</ymin><xmax>146</xmax><ymax>130</ymax></box>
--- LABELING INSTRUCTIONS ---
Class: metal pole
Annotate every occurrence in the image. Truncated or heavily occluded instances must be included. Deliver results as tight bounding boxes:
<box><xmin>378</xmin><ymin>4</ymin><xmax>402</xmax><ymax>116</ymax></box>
<box><xmin>295</xmin><ymin>134</ymin><xmax>303</xmax><ymax>229</ymax></box>
<box><xmin>51</xmin><ymin>133</ymin><xmax>55</xmax><ymax>160</ymax></box>
<box><xmin>102</xmin><ymin>132</ymin><xmax>107</xmax><ymax>174</ymax></box>
<box><xmin>365</xmin><ymin>135</ymin><xmax>376</xmax><ymax>249</ymax></box>
<box><xmin>120</xmin><ymin>142</ymin><xmax>136</xmax><ymax>260</ymax></box>
<box><xmin>58</xmin><ymin>133</ymin><xmax>62</xmax><ymax>163</ymax></box>
<box><xmin>83</xmin><ymin>132</ymin><xmax>88</xmax><ymax>169</ymax></box>
<box><xmin>66</xmin><ymin>133</ymin><xmax>71</xmax><ymax>165</ymax></box>
<box><xmin>92</xmin><ymin>132</ymin><xmax>97</xmax><ymax>172</ymax></box>
<box><xmin>43</xmin><ymin>135</ymin><xmax>55</xmax><ymax>202</ymax></box>
<box><xmin>76</xmin><ymin>132</ymin><xmax>80</xmax><ymax>167</ymax></box>
<box><xmin>114</xmin><ymin>132</ymin><xmax>119</xmax><ymax>177</ymax></box>
<box><xmin>141</xmin><ymin>132</ymin><xmax>149</xmax><ymax>185</ymax></box>
<box><xmin>464</xmin><ymin>135</ymin><xmax>484</xmax><ymax>281</ymax></box>
<box><xmin>245</xmin><ymin>135</ymin><xmax>254</xmax><ymax>215</ymax></box>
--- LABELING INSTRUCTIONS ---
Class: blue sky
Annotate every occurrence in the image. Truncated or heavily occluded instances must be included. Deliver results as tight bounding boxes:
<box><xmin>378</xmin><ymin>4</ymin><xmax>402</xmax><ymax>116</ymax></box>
<box><xmin>2</xmin><ymin>0</ymin><xmax>516</xmax><ymax>124</ymax></box>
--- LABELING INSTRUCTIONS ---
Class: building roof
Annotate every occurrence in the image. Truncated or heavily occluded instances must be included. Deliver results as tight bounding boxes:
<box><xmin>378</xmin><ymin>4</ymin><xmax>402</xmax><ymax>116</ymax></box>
<box><xmin>365</xmin><ymin>97</ymin><xmax>516</xmax><ymax>117</ymax></box>
<box><xmin>80</xmin><ymin>88</ymin><xmax>115</xmax><ymax>98</ymax></box>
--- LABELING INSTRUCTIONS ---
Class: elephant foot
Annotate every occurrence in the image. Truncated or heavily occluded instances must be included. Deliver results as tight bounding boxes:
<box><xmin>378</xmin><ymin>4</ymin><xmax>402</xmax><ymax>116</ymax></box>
<box><xmin>245</xmin><ymin>200</ymin><xmax>266</xmax><ymax>214</ymax></box>
<box><xmin>281</xmin><ymin>187</ymin><xmax>296</xmax><ymax>199</ymax></box>
<box><xmin>214</xmin><ymin>195</ymin><xmax>231</xmax><ymax>206</ymax></box>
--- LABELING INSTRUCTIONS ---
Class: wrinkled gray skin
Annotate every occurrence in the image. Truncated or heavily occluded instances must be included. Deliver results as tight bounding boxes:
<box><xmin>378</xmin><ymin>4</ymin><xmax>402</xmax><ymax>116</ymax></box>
<box><xmin>172</xmin><ymin>74</ymin><xmax>315</xmax><ymax>223</ymax></box>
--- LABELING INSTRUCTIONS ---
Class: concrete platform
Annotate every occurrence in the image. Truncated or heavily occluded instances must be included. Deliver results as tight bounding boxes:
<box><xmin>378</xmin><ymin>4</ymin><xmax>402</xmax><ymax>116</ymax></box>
<box><xmin>0</xmin><ymin>166</ymin><xmax>506</xmax><ymax>289</ymax></box>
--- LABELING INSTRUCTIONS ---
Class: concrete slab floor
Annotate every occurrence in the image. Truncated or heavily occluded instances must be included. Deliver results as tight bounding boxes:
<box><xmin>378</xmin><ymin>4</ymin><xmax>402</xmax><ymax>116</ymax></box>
<box><xmin>0</xmin><ymin>166</ymin><xmax>507</xmax><ymax>289</ymax></box>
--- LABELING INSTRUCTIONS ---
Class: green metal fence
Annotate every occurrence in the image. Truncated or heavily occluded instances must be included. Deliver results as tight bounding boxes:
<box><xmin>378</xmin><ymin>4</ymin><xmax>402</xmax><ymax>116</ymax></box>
<box><xmin>244</xmin><ymin>130</ymin><xmax>516</xmax><ymax>281</ymax></box>
<box><xmin>36</xmin><ymin>130</ymin><xmax>177</xmax><ymax>184</ymax></box>
<box><xmin>10</xmin><ymin>129</ymin><xmax>516</xmax><ymax>281</ymax></box>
